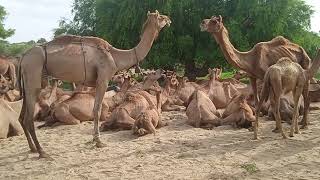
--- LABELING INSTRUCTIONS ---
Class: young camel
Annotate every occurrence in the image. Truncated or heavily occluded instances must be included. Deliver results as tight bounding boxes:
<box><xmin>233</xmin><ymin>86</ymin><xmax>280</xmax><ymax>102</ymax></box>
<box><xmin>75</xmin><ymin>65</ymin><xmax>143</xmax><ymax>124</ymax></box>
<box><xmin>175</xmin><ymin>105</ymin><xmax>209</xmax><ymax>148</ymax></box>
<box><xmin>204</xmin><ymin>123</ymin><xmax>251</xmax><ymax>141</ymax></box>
<box><xmin>200</xmin><ymin>15</ymin><xmax>311</xmax><ymax>128</ymax></box>
<box><xmin>18</xmin><ymin>10</ymin><xmax>171</xmax><ymax>158</ymax></box>
<box><xmin>254</xmin><ymin>50</ymin><xmax>320</xmax><ymax>139</ymax></box>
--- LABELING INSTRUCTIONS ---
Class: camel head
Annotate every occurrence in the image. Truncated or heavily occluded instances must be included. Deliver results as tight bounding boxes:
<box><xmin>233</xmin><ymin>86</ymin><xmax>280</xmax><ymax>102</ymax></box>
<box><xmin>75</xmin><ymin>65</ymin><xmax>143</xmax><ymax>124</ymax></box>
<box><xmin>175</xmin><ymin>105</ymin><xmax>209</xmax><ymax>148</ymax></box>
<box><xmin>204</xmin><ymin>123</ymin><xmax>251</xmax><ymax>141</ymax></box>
<box><xmin>208</xmin><ymin>68</ymin><xmax>221</xmax><ymax>80</ymax></box>
<box><xmin>145</xmin><ymin>69</ymin><xmax>165</xmax><ymax>81</ymax></box>
<box><xmin>142</xmin><ymin>10</ymin><xmax>171</xmax><ymax>38</ymax></box>
<box><xmin>200</xmin><ymin>15</ymin><xmax>223</xmax><ymax>33</ymax></box>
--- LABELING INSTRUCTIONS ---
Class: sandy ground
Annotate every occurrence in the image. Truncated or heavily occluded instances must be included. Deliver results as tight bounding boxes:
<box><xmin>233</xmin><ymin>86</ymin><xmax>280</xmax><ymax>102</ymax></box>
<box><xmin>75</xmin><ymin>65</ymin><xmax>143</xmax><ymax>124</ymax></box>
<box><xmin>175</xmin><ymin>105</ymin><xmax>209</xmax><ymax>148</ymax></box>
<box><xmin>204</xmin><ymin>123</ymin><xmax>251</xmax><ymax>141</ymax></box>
<box><xmin>1</xmin><ymin>106</ymin><xmax>320</xmax><ymax>180</ymax></box>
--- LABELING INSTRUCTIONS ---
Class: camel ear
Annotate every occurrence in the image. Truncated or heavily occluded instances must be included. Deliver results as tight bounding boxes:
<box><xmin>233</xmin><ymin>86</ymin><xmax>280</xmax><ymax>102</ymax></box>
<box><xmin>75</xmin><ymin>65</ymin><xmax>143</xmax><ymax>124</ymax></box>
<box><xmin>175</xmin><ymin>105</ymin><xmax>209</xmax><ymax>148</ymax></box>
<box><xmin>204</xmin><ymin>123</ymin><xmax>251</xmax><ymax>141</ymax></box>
<box><xmin>147</xmin><ymin>11</ymin><xmax>151</xmax><ymax>16</ymax></box>
<box><xmin>208</xmin><ymin>68</ymin><xmax>212</xmax><ymax>73</ymax></box>
<box><xmin>155</xmin><ymin>10</ymin><xmax>159</xmax><ymax>15</ymax></box>
<box><xmin>218</xmin><ymin>15</ymin><xmax>222</xmax><ymax>23</ymax></box>
<box><xmin>211</xmin><ymin>16</ymin><xmax>215</xmax><ymax>20</ymax></box>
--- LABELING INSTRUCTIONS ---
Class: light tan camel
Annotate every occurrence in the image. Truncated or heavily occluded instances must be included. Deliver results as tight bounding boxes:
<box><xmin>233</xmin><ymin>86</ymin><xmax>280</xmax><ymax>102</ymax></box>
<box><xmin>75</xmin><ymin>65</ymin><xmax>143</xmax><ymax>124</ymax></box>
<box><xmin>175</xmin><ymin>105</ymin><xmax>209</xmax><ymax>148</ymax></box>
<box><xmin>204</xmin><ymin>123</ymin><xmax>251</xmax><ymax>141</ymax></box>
<box><xmin>219</xmin><ymin>93</ymin><xmax>255</xmax><ymax>129</ymax></box>
<box><xmin>0</xmin><ymin>99</ymin><xmax>23</xmax><ymax>138</ymax></box>
<box><xmin>186</xmin><ymin>90</ymin><xmax>220</xmax><ymax>128</ymax></box>
<box><xmin>0</xmin><ymin>57</ymin><xmax>16</xmax><ymax>89</ymax></box>
<box><xmin>254</xmin><ymin>50</ymin><xmax>320</xmax><ymax>139</ymax></box>
<box><xmin>203</xmin><ymin>68</ymin><xmax>238</xmax><ymax>109</ymax></box>
<box><xmin>18</xmin><ymin>10</ymin><xmax>171</xmax><ymax>158</ymax></box>
<box><xmin>200</xmin><ymin>15</ymin><xmax>311</xmax><ymax>128</ymax></box>
<box><xmin>39</xmin><ymin>71</ymin><xmax>159</xmax><ymax>127</ymax></box>
<box><xmin>132</xmin><ymin>91</ymin><xmax>167</xmax><ymax>136</ymax></box>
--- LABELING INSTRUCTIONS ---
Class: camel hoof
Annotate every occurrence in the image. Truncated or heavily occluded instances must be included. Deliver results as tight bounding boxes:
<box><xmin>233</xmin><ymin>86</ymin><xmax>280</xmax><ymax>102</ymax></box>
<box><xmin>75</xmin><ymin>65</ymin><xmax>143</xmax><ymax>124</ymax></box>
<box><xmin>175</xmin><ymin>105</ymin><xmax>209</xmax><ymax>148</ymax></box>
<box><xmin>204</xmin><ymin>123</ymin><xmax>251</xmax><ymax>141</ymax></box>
<box><xmin>282</xmin><ymin>135</ymin><xmax>288</xmax><ymax>139</ymax></box>
<box><xmin>95</xmin><ymin>142</ymin><xmax>105</xmax><ymax>148</ymax></box>
<box><xmin>253</xmin><ymin>137</ymin><xmax>260</xmax><ymax>140</ymax></box>
<box><xmin>289</xmin><ymin>133</ymin><xmax>294</xmax><ymax>137</ymax></box>
<box><xmin>272</xmin><ymin>128</ymin><xmax>280</xmax><ymax>133</ymax></box>
<box><xmin>300</xmin><ymin>125</ymin><xmax>308</xmax><ymax>130</ymax></box>
<box><xmin>39</xmin><ymin>152</ymin><xmax>51</xmax><ymax>159</ymax></box>
<box><xmin>295</xmin><ymin>130</ymin><xmax>301</xmax><ymax>134</ymax></box>
<box><xmin>30</xmin><ymin>147</ymin><xmax>37</xmax><ymax>153</ymax></box>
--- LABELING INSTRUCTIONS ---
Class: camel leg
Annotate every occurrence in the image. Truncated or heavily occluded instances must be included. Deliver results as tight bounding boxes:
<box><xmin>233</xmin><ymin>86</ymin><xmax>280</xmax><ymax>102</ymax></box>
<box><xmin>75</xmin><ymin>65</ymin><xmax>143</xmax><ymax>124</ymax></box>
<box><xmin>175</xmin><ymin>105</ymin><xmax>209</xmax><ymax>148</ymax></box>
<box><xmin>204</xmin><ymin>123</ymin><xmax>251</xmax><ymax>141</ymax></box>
<box><xmin>254</xmin><ymin>96</ymin><xmax>265</xmax><ymax>139</ymax></box>
<box><xmin>92</xmin><ymin>78</ymin><xmax>108</xmax><ymax>148</ymax></box>
<box><xmin>290</xmin><ymin>88</ymin><xmax>303</xmax><ymax>136</ymax></box>
<box><xmin>19</xmin><ymin>99</ymin><xmax>37</xmax><ymax>152</ymax></box>
<box><xmin>272</xmin><ymin>96</ymin><xmax>287</xmax><ymax>139</ymax></box>
<box><xmin>300</xmin><ymin>83</ymin><xmax>310</xmax><ymax>129</ymax></box>
<box><xmin>25</xmin><ymin>87</ymin><xmax>49</xmax><ymax>158</ymax></box>
<box><xmin>250</xmin><ymin>77</ymin><xmax>259</xmax><ymax>107</ymax></box>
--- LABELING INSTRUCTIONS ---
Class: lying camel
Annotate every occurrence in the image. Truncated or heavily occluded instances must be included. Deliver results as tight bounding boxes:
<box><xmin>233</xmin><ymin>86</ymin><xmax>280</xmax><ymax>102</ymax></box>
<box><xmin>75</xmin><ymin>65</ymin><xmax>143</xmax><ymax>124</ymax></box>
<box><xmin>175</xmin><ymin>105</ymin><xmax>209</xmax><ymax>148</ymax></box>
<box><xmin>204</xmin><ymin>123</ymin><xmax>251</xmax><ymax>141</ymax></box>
<box><xmin>100</xmin><ymin>91</ymin><xmax>155</xmax><ymax>131</ymax></box>
<box><xmin>0</xmin><ymin>99</ymin><xmax>23</xmax><ymax>138</ymax></box>
<box><xmin>0</xmin><ymin>57</ymin><xmax>16</xmax><ymax>89</ymax></box>
<box><xmin>219</xmin><ymin>94</ymin><xmax>255</xmax><ymax>129</ymax></box>
<box><xmin>132</xmin><ymin>91</ymin><xmax>168</xmax><ymax>136</ymax></box>
<box><xmin>38</xmin><ymin>76</ymin><xmax>134</xmax><ymax>127</ymax></box>
<box><xmin>255</xmin><ymin>50</ymin><xmax>320</xmax><ymax>139</ymax></box>
<box><xmin>186</xmin><ymin>90</ymin><xmax>220</xmax><ymax>128</ymax></box>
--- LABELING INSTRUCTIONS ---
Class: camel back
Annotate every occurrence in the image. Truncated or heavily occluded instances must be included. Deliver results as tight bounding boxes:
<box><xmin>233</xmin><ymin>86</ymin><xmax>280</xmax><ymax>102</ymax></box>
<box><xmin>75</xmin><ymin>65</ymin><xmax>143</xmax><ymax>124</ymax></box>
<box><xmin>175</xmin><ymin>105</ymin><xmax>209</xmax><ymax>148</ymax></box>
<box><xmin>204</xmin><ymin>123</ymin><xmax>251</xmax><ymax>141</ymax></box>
<box><xmin>46</xmin><ymin>35</ymin><xmax>112</xmax><ymax>55</ymax></box>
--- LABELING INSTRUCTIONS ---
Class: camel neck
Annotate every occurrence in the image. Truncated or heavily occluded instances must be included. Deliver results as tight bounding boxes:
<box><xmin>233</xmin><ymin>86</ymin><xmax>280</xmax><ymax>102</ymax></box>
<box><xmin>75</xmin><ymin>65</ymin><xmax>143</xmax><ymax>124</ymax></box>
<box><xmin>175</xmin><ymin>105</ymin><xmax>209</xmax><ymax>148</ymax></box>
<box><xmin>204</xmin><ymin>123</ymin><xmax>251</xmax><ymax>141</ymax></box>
<box><xmin>212</xmin><ymin>27</ymin><xmax>254</xmax><ymax>75</ymax></box>
<box><xmin>111</xmin><ymin>23</ymin><xmax>158</xmax><ymax>71</ymax></box>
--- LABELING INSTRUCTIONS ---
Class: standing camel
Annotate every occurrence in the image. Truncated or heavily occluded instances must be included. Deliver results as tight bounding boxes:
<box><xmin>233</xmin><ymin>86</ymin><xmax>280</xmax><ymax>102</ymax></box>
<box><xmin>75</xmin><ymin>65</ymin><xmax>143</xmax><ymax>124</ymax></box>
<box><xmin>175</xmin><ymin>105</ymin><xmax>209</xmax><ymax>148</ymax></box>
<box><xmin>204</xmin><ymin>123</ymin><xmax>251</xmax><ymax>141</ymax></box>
<box><xmin>200</xmin><ymin>15</ymin><xmax>311</xmax><ymax>128</ymax></box>
<box><xmin>18</xmin><ymin>10</ymin><xmax>171</xmax><ymax>158</ymax></box>
<box><xmin>254</xmin><ymin>50</ymin><xmax>320</xmax><ymax>139</ymax></box>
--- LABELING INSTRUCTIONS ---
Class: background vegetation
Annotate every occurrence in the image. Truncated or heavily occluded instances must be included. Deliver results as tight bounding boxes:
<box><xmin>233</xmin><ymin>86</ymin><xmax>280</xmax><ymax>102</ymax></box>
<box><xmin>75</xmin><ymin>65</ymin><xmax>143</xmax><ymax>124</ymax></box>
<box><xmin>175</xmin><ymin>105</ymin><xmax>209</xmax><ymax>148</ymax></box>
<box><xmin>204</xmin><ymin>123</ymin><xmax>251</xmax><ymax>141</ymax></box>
<box><xmin>1</xmin><ymin>1</ymin><xmax>320</xmax><ymax>79</ymax></box>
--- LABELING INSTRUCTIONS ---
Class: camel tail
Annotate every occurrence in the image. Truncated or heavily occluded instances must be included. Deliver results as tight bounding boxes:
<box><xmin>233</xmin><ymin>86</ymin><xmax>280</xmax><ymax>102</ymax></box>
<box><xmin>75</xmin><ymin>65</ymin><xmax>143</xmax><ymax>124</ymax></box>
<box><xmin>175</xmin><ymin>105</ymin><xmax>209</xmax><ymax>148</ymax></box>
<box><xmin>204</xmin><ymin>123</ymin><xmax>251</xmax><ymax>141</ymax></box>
<box><xmin>17</xmin><ymin>58</ymin><xmax>24</xmax><ymax>100</ymax></box>
<box><xmin>260</xmin><ymin>71</ymin><xmax>271</xmax><ymax>104</ymax></box>
<box><xmin>307</xmin><ymin>49</ymin><xmax>320</xmax><ymax>79</ymax></box>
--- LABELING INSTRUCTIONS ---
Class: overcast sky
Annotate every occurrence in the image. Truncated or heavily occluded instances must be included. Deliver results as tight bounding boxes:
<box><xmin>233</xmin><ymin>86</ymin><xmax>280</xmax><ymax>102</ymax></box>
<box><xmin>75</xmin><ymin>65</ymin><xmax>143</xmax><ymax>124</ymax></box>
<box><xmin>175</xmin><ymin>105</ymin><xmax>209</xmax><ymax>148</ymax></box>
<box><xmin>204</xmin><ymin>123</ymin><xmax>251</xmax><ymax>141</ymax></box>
<box><xmin>2</xmin><ymin>0</ymin><xmax>320</xmax><ymax>43</ymax></box>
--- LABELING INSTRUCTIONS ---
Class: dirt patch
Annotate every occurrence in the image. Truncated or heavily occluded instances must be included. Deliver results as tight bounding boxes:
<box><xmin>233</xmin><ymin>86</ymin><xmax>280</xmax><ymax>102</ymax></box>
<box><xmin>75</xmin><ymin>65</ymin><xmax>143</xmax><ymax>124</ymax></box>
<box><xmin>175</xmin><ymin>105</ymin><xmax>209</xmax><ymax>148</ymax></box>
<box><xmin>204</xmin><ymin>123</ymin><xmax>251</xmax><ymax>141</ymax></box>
<box><xmin>1</xmin><ymin>107</ymin><xmax>320</xmax><ymax>179</ymax></box>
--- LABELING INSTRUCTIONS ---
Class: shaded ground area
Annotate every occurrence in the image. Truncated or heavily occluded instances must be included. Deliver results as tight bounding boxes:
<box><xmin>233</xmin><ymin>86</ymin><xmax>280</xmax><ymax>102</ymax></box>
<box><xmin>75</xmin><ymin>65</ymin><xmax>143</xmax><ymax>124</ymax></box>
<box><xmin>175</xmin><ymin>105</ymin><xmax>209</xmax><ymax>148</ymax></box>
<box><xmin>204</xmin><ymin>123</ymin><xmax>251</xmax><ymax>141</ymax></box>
<box><xmin>1</xmin><ymin>105</ymin><xmax>320</xmax><ymax>180</ymax></box>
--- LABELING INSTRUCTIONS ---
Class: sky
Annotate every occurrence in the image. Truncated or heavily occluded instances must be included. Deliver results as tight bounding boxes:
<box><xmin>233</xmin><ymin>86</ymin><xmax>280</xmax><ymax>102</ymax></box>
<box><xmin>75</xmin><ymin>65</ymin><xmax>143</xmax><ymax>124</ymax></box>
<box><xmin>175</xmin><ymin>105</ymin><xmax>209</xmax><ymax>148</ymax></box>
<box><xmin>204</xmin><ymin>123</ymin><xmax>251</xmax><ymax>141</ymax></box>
<box><xmin>1</xmin><ymin>0</ymin><xmax>320</xmax><ymax>43</ymax></box>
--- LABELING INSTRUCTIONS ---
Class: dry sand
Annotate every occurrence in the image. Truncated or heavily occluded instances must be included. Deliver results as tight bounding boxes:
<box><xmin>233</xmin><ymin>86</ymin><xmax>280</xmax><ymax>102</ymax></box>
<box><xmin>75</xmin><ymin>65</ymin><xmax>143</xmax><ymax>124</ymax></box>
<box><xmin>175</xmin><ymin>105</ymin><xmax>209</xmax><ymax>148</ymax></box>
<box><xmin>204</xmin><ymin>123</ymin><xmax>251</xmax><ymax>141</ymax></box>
<box><xmin>1</xmin><ymin>106</ymin><xmax>320</xmax><ymax>180</ymax></box>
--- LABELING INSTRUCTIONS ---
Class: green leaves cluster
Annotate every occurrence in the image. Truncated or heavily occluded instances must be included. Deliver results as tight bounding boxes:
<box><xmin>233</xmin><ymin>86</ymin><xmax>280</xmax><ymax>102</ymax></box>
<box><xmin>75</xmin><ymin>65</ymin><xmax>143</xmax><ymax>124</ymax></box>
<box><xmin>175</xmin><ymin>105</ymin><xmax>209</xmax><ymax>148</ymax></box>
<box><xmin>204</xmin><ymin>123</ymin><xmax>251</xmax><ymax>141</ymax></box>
<box><xmin>55</xmin><ymin>0</ymin><xmax>320</xmax><ymax>76</ymax></box>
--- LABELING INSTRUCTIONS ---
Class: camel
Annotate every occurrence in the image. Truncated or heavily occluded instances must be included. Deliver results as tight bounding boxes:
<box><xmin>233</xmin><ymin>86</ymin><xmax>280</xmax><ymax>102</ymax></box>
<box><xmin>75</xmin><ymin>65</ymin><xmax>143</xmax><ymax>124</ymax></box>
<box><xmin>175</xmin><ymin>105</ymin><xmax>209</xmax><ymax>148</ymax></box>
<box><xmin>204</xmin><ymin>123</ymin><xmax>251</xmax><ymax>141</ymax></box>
<box><xmin>204</xmin><ymin>68</ymin><xmax>238</xmax><ymax>109</ymax></box>
<box><xmin>39</xmin><ymin>71</ymin><xmax>159</xmax><ymax>128</ymax></box>
<box><xmin>132</xmin><ymin>91</ymin><xmax>167</xmax><ymax>136</ymax></box>
<box><xmin>200</xmin><ymin>15</ymin><xmax>311</xmax><ymax>128</ymax></box>
<box><xmin>0</xmin><ymin>99</ymin><xmax>23</xmax><ymax>138</ymax></box>
<box><xmin>186</xmin><ymin>90</ymin><xmax>221</xmax><ymax>128</ymax></box>
<box><xmin>219</xmin><ymin>93</ymin><xmax>255</xmax><ymax>129</ymax></box>
<box><xmin>254</xmin><ymin>50</ymin><xmax>320</xmax><ymax>139</ymax></box>
<box><xmin>18</xmin><ymin>10</ymin><xmax>171</xmax><ymax>157</ymax></box>
<box><xmin>173</xmin><ymin>76</ymin><xmax>199</xmax><ymax>106</ymax></box>
<box><xmin>0</xmin><ymin>57</ymin><xmax>16</xmax><ymax>89</ymax></box>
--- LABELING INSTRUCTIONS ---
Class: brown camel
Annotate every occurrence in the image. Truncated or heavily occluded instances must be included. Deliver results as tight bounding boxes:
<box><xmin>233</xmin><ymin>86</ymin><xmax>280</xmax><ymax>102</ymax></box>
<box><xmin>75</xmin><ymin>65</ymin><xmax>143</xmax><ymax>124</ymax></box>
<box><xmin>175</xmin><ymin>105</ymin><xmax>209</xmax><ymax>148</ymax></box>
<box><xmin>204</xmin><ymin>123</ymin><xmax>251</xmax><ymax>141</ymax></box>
<box><xmin>132</xmin><ymin>91</ymin><xmax>167</xmax><ymax>136</ymax></box>
<box><xmin>200</xmin><ymin>15</ymin><xmax>311</xmax><ymax>128</ymax></box>
<box><xmin>254</xmin><ymin>50</ymin><xmax>320</xmax><ymax>139</ymax></box>
<box><xmin>0</xmin><ymin>57</ymin><xmax>16</xmax><ymax>89</ymax></box>
<box><xmin>0</xmin><ymin>99</ymin><xmax>23</xmax><ymax>138</ymax></box>
<box><xmin>219</xmin><ymin>94</ymin><xmax>255</xmax><ymax>129</ymax></box>
<box><xmin>203</xmin><ymin>68</ymin><xmax>238</xmax><ymax>109</ymax></box>
<box><xmin>186</xmin><ymin>90</ymin><xmax>220</xmax><ymax>128</ymax></box>
<box><xmin>39</xmin><ymin>71</ymin><xmax>159</xmax><ymax>128</ymax></box>
<box><xmin>18</xmin><ymin>10</ymin><xmax>171</xmax><ymax>158</ymax></box>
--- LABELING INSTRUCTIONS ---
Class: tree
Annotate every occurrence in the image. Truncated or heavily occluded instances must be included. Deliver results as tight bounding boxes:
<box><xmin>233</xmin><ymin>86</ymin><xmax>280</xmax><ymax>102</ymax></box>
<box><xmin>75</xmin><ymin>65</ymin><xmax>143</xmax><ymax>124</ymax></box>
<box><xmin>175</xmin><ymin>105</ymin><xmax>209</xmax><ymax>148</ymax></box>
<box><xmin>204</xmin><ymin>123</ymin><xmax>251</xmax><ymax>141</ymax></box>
<box><xmin>56</xmin><ymin>0</ymin><xmax>320</xmax><ymax>79</ymax></box>
<box><xmin>0</xmin><ymin>5</ymin><xmax>14</xmax><ymax>40</ymax></box>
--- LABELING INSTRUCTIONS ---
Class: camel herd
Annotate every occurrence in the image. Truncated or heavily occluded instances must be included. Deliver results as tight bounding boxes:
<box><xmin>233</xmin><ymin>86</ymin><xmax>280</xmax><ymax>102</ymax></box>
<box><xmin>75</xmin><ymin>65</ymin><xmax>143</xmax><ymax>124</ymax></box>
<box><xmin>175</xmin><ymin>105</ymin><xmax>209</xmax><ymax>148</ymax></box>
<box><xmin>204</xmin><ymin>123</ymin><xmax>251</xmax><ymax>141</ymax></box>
<box><xmin>1</xmin><ymin>10</ymin><xmax>320</xmax><ymax>159</ymax></box>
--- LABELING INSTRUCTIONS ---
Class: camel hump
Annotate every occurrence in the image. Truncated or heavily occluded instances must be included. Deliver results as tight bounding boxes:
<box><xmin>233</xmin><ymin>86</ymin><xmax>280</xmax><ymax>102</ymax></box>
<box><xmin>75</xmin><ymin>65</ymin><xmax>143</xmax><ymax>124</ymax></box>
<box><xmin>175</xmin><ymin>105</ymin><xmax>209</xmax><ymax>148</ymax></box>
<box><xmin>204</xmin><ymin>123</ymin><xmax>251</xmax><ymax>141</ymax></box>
<box><xmin>268</xmin><ymin>36</ymin><xmax>289</xmax><ymax>46</ymax></box>
<box><xmin>47</xmin><ymin>35</ymin><xmax>112</xmax><ymax>52</ymax></box>
<box><xmin>277</xmin><ymin>57</ymin><xmax>293</xmax><ymax>64</ymax></box>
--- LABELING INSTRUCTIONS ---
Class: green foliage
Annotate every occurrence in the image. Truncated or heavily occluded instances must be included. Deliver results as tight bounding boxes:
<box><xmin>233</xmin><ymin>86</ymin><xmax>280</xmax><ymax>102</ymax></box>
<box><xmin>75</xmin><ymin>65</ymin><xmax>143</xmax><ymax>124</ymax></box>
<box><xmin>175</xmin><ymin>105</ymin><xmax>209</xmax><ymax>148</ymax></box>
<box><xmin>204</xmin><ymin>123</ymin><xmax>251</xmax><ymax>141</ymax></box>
<box><xmin>0</xmin><ymin>5</ymin><xmax>14</xmax><ymax>40</ymax></box>
<box><xmin>0</xmin><ymin>40</ymin><xmax>35</xmax><ymax>57</ymax></box>
<box><xmin>55</xmin><ymin>0</ymin><xmax>320</xmax><ymax>76</ymax></box>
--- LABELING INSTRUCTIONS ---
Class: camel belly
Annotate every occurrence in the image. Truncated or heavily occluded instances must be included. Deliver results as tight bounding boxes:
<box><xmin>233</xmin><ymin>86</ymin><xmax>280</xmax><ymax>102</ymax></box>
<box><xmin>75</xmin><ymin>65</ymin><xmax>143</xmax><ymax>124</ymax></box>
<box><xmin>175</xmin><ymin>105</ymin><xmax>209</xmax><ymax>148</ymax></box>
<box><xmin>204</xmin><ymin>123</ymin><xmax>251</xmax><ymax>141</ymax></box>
<box><xmin>45</xmin><ymin>45</ymin><xmax>98</xmax><ymax>85</ymax></box>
